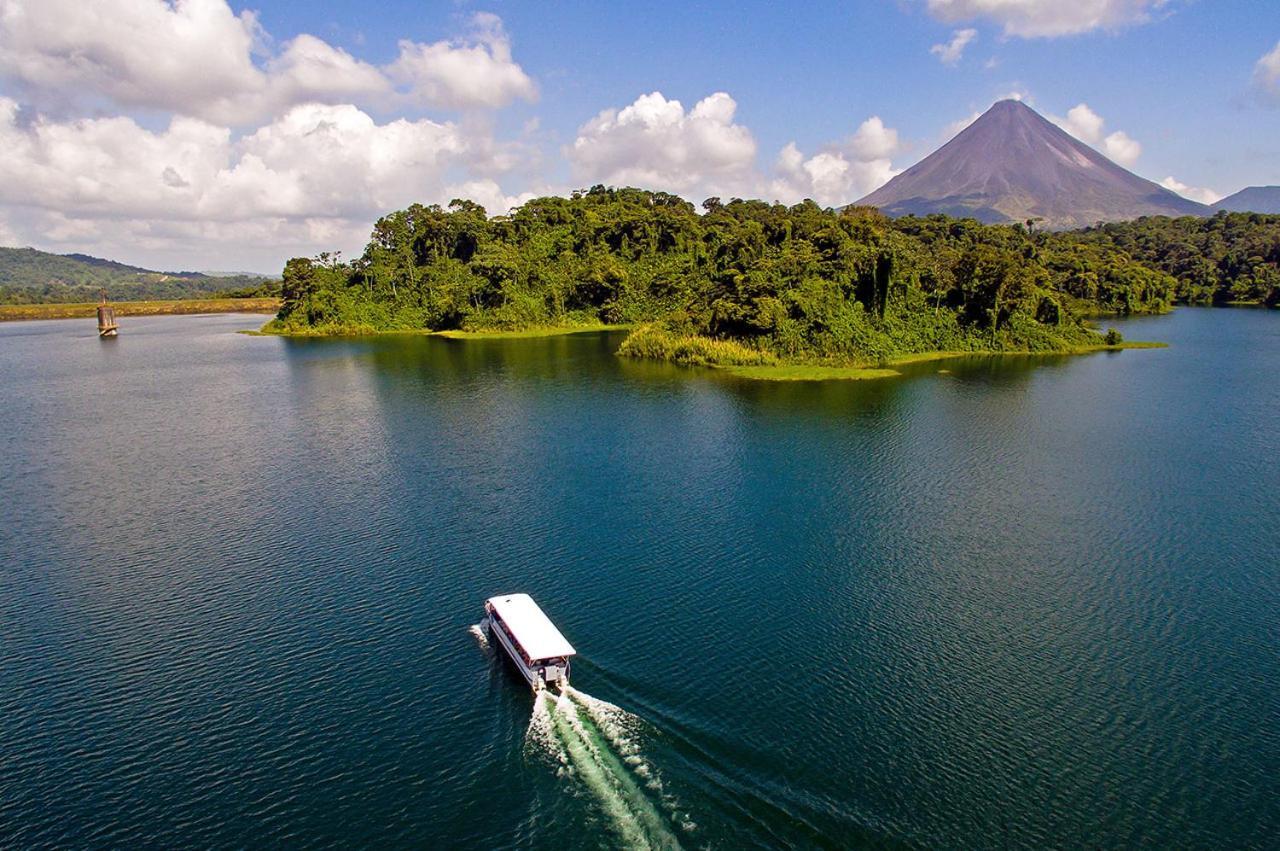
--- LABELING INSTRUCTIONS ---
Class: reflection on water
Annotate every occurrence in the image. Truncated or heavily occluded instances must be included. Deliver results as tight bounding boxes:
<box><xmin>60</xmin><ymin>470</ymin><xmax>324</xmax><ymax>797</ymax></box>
<box><xmin>1</xmin><ymin>309</ymin><xmax>1277</xmax><ymax>849</ymax></box>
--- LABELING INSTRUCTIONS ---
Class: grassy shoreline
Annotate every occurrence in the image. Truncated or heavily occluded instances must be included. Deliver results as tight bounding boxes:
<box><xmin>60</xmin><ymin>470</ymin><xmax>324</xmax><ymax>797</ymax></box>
<box><xmin>615</xmin><ymin>323</ymin><xmax>1166</xmax><ymax>381</ymax></box>
<box><xmin>714</xmin><ymin>342</ymin><xmax>1167</xmax><ymax>381</ymax></box>
<box><xmin>0</xmin><ymin>298</ymin><xmax>280</xmax><ymax>322</ymax></box>
<box><xmin>249</xmin><ymin>313</ymin><xmax>1166</xmax><ymax>384</ymax></box>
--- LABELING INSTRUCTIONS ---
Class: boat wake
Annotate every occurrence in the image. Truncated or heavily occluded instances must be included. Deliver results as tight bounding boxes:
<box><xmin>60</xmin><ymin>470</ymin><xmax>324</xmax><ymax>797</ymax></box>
<box><xmin>468</xmin><ymin>622</ymin><xmax>490</xmax><ymax>650</ymax></box>
<box><xmin>525</xmin><ymin>685</ymin><xmax>691</xmax><ymax>849</ymax></box>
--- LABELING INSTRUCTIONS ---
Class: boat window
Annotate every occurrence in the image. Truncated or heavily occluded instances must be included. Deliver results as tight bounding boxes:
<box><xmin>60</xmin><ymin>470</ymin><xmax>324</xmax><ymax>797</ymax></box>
<box><xmin>492</xmin><ymin>612</ymin><xmax>533</xmax><ymax>664</ymax></box>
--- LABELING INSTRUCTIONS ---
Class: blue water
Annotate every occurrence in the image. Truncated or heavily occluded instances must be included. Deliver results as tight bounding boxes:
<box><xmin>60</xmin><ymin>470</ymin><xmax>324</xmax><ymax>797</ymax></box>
<box><xmin>1</xmin><ymin>308</ymin><xmax>1277</xmax><ymax>848</ymax></box>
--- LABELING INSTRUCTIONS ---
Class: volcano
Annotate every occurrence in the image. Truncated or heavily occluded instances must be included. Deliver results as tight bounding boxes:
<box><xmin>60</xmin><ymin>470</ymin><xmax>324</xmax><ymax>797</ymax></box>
<box><xmin>856</xmin><ymin>99</ymin><xmax>1209</xmax><ymax>228</ymax></box>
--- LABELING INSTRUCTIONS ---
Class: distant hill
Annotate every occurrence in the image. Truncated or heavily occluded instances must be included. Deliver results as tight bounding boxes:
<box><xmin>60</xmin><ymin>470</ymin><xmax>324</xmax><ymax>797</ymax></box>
<box><xmin>856</xmin><ymin>99</ymin><xmax>1209</xmax><ymax>229</ymax></box>
<box><xmin>0</xmin><ymin>247</ymin><xmax>275</xmax><ymax>304</ymax></box>
<box><xmin>1213</xmin><ymin>186</ymin><xmax>1280</xmax><ymax>214</ymax></box>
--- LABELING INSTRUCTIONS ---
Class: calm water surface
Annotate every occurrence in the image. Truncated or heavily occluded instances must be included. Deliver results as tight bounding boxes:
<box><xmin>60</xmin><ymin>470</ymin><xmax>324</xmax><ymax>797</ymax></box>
<box><xmin>1</xmin><ymin>309</ymin><xmax>1277</xmax><ymax>849</ymax></box>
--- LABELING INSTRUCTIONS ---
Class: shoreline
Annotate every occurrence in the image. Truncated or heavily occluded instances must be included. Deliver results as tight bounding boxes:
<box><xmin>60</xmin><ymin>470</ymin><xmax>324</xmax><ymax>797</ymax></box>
<box><xmin>712</xmin><ymin>342</ymin><xmax>1167</xmax><ymax>381</ymax></box>
<box><xmin>249</xmin><ymin>317</ymin><xmax>1167</xmax><ymax>381</ymax></box>
<box><xmin>0</xmin><ymin>298</ymin><xmax>280</xmax><ymax>322</ymax></box>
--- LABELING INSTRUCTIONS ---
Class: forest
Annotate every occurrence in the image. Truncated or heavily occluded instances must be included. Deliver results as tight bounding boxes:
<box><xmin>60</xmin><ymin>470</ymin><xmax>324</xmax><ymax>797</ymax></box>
<box><xmin>1069</xmin><ymin>213</ymin><xmax>1280</xmax><ymax>306</ymax></box>
<box><xmin>268</xmin><ymin>188</ymin><xmax>1279</xmax><ymax>367</ymax></box>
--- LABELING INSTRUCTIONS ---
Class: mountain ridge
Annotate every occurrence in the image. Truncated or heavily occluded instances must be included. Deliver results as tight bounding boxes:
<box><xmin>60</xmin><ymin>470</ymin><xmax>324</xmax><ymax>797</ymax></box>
<box><xmin>0</xmin><ymin>247</ymin><xmax>273</xmax><ymax>302</ymax></box>
<box><xmin>1213</xmin><ymin>186</ymin><xmax>1280</xmax><ymax>214</ymax></box>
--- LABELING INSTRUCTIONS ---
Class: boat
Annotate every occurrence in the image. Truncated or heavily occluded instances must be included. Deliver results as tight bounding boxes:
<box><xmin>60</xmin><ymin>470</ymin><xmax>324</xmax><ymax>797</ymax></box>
<box><xmin>484</xmin><ymin>593</ymin><xmax>576</xmax><ymax>691</ymax></box>
<box><xmin>97</xmin><ymin>293</ymin><xmax>119</xmax><ymax>338</ymax></box>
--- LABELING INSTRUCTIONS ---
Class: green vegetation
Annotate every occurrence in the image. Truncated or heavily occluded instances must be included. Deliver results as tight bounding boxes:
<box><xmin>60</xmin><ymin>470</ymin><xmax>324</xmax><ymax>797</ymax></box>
<box><xmin>616</xmin><ymin>325</ymin><xmax>778</xmax><ymax>366</ymax></box>
<box><xmin>0</xmin><ymin>247</ymin><xmax>278</xmax><ymax>304</ymax></box>
<box><xmin>0</xmin><ymin>298</ymin><xmax>280</xmax><ymax>322</ymax></box>
<box><xmin>268</xmin><ymin>188</ymin><xmax>1277</xmax><ymax>369</ymax></box>
<box><xmin>1069</xmin><ymin>212</ymin><xmax>1280</xmax><ymax>305</ymax></box>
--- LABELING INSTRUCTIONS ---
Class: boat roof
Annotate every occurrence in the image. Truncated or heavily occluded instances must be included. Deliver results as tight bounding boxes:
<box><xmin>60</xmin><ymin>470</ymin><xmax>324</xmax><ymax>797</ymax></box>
<box><xmin>486</xmin><ymin>593</ymin><xmax>576</xmax><ymax>660</ymax></box>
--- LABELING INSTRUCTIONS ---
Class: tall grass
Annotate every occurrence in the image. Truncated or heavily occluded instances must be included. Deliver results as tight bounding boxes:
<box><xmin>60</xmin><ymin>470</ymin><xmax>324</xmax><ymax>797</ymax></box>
<box><xmin>617</xmin><ymin>325</ymin><xmax>778</xmax><ymax>367</ymax></box>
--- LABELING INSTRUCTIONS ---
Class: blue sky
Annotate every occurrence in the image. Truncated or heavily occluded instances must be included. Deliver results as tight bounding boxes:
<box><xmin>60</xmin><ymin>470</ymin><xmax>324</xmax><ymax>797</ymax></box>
<box><xmin>249</xmin><ymin>0</ymin><xmax>1280</xmax><ymax>191</ymax></box>
<box><xmin>0</xmin><ymin>0</ymin><xmax>1277</xmax><ymax>270</ymax></box>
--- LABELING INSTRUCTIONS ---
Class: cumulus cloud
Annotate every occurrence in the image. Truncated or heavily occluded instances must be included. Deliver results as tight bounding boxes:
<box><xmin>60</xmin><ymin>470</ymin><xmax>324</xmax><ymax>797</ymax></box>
<box><xmin>848</xmin><ymin>116</ymin><xmax>900</xmax><ymax>160</ymax></box>
<box><xmin>769</xmin><ymin>117</ymin><xmax>903</xmax><ymax>206</ymax></box>
<box><xmin>566</xmin><ymin>91</ymin><xmax>902</xmax><ymax>207</ymax></box>
<box><xmin>0</xmin><ymin>97</ymin><xmax>533</xmax><ymax>267</ymax></box>
<box><xmin>0</xmin><ymin>0</ymin><xmax>265</xmax><ymax>122</ymax></box>
<box><xmin>1255</xmin><ymin>40</ymin><xmax>1280</xmax><ymax>102</ymax></box>
<box><xmin>1057</xmin><ymin>103</ymin><xmax>1104</xmax><ymax>142</ymax></box>
<box><xmin>0</xmin><ymin>1</ymin><xmax>535</xmax><ymax>123</ymax></box>
<box><xmin>925</xmin><ymin>0</ymin><xmax>1169</xmax><ymax>38</ymax></box>
<box><xmin>441</xmin><ymin>180</ymin><xmax>540</xmax><ymax>217</ymax></box>
<box><xmin>1051</xmin><ymin>103</ymin><xmax>1142</xmax><ymax>166</ymax></box>
<box><xmin>389</xmin><ymin>12</ymin><xmax>537</xmax><ymax>110</ymax></box>
<box><xmin>770</xmin><ymin>144</ymin><xmax>899</xmax><ymax>207</ymax></box>
<box><xmin>1100</xmin><ymin>130</ymin><xmax>1141</xmax><ymax>167</ymax></box>
<box><xmin>1159</xmin><ymin>176</ymin><xmax>1220</xmax><ymax>205</ymax></box>
<box><xmin>931</xmin><ymin>29</ymin><xmax>977</xmax><ymax>65</ymax></box>
<box><xmin>566</xmin><ymin>92</ymin><xmax>757</xmax><ymax>198</ymax></box>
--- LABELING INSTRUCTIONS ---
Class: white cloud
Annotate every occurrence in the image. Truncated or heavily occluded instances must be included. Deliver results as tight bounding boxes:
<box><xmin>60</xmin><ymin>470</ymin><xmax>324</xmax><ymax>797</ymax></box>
<box><xmin>0</xmin><ymin>97</ymin><xmax>534</xmax><ymax>268</ymax></box>
<box><xmin>931</xmin><ymin>28</ymin><xmax>977</xmax><ymax>65</ymax></box>
<box><xmin>1101</xmin><ymin>130</ymin><xmax>1141</xmax><ymax>167</ymax></box>
<box><xmin>0</xmin><ymin>1</ymin><xmax>534</xmax><ymax>123</ymax></box>
<box><xmin>208</xmin><ymin>104</ymin><xmax>472</xmax><ymax>220</ymax></box>
<box><xmin>1255</xmin><ymin>40</ymin><xmax>1280</xmax><ymax>101</ymax></box>
<box><xmin>848</xmin><ymin>116</ymin><xmax>900</xmax><ymax>159</ymax></box>
<box><xmin>1051</xmin><ymin>102</ymin><xmax>1142</xmax><ymax>166</ymax></box>
<box><xmin>1159</xmin><ymin>176</ymin><xmax>1220</xmax><ymax>205</ymax></box>
<box><xmin>1058</xmin><ymin>103</ymin><xmax>1105</xmax><ymax>143</ymax></box>
<box><xmin>265</xmin><ymin>35</ymin><xmax>390</xmax><ymax>111</ymax></box>
<box><xmin>769</xmin><ymin>144</ymin><xmax>900</xmax><ymax>207</ymax></box>
<box><xmin>567</xmin><ymin>91</ymin><xmax>902</xmax><ymax>207</ymax></box>
<box><xmin>0</xmin><ymin>0</ymin><xmax>265</xmax><ymax>122</ymax></box>
<box><xmin>769</xmin><ymin>116</ymin><xmax>904</xmax><ymax>206</ymax></box>
<box><xmin>388</xmin><ymin>13</ymin><xmax>537</xmax><ymax>110</ymax></box>
<box><xmin>441</xmin><ymin>179</ymin><xmax>540</xmax><ymax>217</ymax></box>
<box><xmin>926</xmin><ymin>0</ymin><xmax>1169</xmax><ymax>38</ymax></box>
<box><xmin>566</xmin><ymin>91</ymin><xmax>758</xmax><ymax>198</ymax></box>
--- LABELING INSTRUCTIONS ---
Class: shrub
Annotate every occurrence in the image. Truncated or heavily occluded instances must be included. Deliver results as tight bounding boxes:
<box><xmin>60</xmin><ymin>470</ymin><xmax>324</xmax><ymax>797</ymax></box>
<box><xmin>617</xmin><ymin>324</ymin><xmax>778</xmax><ymax>367</ymax></box>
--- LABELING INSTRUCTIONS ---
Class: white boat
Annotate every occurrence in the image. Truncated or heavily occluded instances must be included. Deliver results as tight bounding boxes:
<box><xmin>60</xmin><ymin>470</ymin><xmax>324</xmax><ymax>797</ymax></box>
<box><xmin>484</xmin><ymin>593</ymin><xmax>576</xmax><ymax>691</ymax></box>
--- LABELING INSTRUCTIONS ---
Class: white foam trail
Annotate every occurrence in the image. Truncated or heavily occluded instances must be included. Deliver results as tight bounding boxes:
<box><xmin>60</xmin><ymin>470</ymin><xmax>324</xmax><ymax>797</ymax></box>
<box><xmin>564</xmin><ymin>687</ymin><xmax>647</xmax><ymax>765</ymax></box>
<box><xmin>524</xmin><ymin>690</ymin><xmax>568</xmax><ymax>770</ymax></box>
<box><xmin>553</xmin><ymin>687</ymin><xmax>683</xmax><ymax>850</ymax></box>
<box><xmin>468</xmin><ymin>623</ymin><xmax>490</xmax><ymax>650</ymax></box>
<box><xmin>519</xmin><ymin>684</ymin><xmax>685</xmax><ymax>849</ymax></box>
<box><xmin>548</xmin><ymin>690</ymin><xmax>657</xmax><ymax>848</ymax></box>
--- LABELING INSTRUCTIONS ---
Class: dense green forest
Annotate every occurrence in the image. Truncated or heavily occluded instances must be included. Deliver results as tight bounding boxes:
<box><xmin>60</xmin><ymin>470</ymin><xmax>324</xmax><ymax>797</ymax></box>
<box><xmin>270</xmin><ymin>189</ymin><xmax>1277</xmax><ymax>366</ymax></box>
<box><xmin>0</xmin><ymin>247</ymin><xmax>278</xmax><ymax>304</ymax></box>
<box><xmin>1069</xmin><ymin>213</ymin><xmax>1280</xmax><ymax>306</ymax></box>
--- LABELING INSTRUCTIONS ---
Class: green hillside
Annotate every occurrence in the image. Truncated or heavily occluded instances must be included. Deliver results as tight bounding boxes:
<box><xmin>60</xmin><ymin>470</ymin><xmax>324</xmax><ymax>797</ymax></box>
<box><xmin>0</xmin><ymin>247</ymin><xmax>277</xmax><ymax>303</ymax></box>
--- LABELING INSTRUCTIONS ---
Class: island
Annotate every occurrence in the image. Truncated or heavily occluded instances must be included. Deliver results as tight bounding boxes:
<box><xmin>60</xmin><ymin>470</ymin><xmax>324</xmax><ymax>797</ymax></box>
<box><xmin>263</xmin><ymin>188</ymin><xmax>1279</xmax><ymax>379</ymax></box>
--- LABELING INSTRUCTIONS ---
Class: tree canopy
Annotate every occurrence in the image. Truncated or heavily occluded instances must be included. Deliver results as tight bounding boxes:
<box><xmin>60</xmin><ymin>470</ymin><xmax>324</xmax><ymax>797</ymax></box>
<box><xmin>268</xmin><ymin>189</ymin><xmax>1277</xmax><ymax>364</ymax></box>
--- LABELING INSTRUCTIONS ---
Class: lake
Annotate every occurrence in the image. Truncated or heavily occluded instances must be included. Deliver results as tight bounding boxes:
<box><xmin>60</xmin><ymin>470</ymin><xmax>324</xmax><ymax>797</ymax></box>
<box><xmin>1</xmin><ymin>308</ymin><xmax>1276</xmax><ymax>849</ymax></box>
